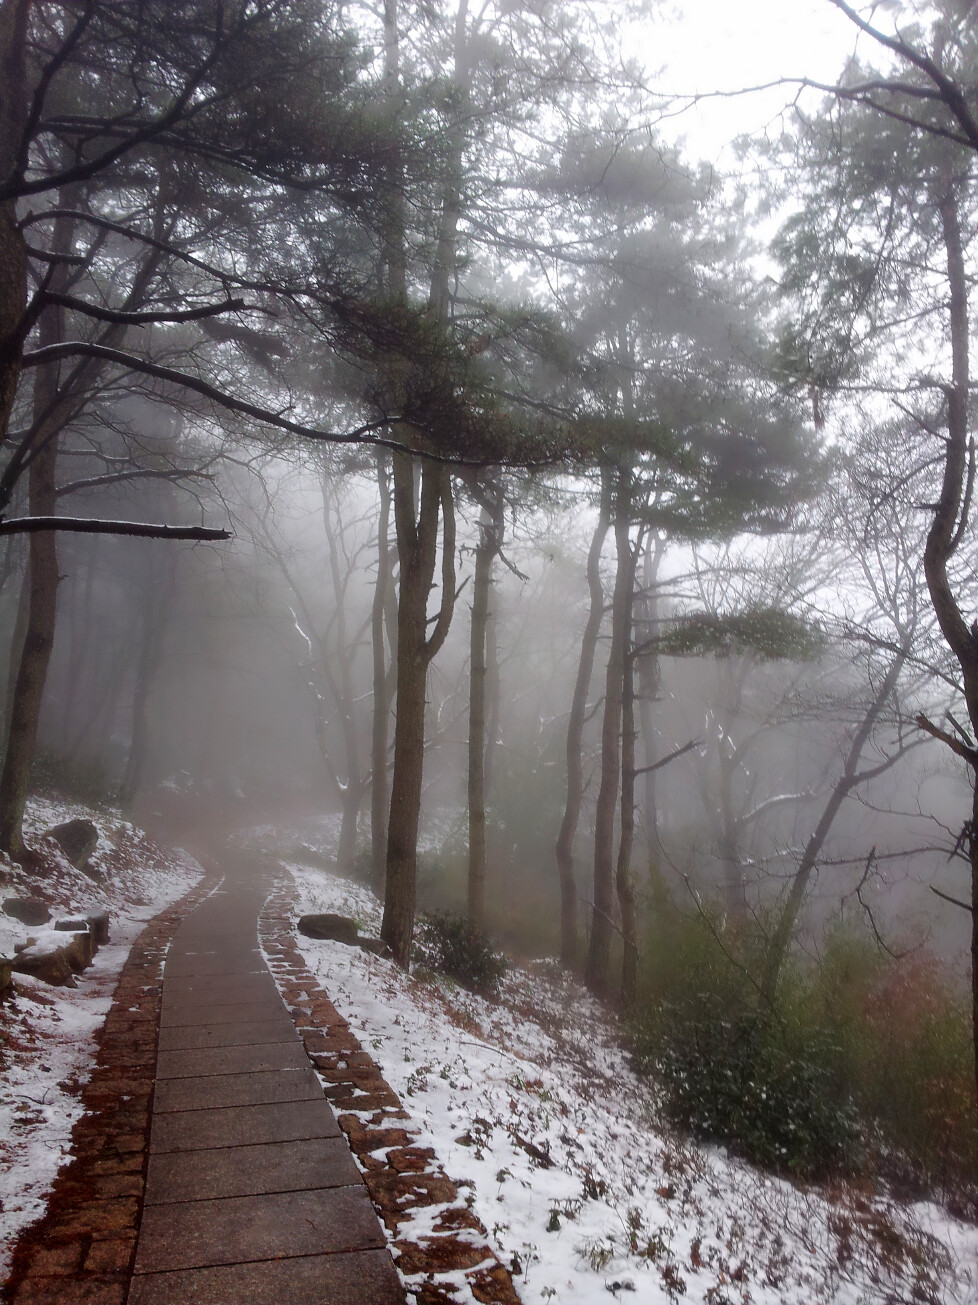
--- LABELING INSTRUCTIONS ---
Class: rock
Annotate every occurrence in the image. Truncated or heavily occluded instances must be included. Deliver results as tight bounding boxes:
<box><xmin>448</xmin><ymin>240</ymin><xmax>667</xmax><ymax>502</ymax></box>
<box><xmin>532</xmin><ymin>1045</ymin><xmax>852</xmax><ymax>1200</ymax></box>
<box><xmin>86</xmin><ymin>910</ymin><xmax>110</xmax><ymax>945</ymax></box>
<box><xmin>46</xmin><ymin>818</ymin><xmax>99</xmax><ymax>870</ymax></box>
<box><xmin>11</xmin><ymin>928</ymin><xmax>93</xmax><ymax>986</ymax></box>
<box><xmin>54</xmin><ymin>917</ymin><xmax>103</xmax><ymax>958</ymax></box>
<box><xmin>358</xmin><ymin>936</ymin><xmax>391</xmax><ymax>958</ymax></box>
<box><xmin>297</xmin><ymin>912</ymin><xmax>361</xmax><ymax>946</ymax></box>
<box><xmin>12</xmin><ymin>944</ymin><xmax>75</xmax><ymax>987</ymax></box>
<box><xmin>0</xmin><ymin>958</ymin><xmax>12</xmax><ymax>1001</ymax></box>
<box><xmin>2</xmin><ymin>897</ymin><xmax>51</xmax><ymax>926</ymax></box>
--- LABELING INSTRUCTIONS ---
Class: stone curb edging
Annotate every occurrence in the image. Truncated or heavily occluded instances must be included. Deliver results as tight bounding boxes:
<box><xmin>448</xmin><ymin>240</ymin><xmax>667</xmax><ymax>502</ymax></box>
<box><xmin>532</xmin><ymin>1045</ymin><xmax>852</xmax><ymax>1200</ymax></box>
<box><xmin>259</xmin><ymin>867</ymin><xmax>522</xmax><ymax>1305</ymax></box>
<box><xmin>2</xmin><ymin>870</ymin><xmax>223</xmax><ymax>1305</ymax></box>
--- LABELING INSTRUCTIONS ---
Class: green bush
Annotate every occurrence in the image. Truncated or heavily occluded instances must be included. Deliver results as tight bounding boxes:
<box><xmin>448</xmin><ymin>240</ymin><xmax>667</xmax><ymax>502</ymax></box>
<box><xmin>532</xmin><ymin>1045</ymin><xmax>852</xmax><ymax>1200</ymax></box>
<box><xmin>629</xmin><ymin>904</ymin><xmax>978</xmax><ymax>1199</ymax></box>
<box><xmin>415</xmin><ymin>911</ymin><xmax>507</xmax><ymax>996</ymax></box>
<box><xmin>643</xmin><ymin>1006</ymin><xmax>862</xmax><ymax>1177</ymax></box>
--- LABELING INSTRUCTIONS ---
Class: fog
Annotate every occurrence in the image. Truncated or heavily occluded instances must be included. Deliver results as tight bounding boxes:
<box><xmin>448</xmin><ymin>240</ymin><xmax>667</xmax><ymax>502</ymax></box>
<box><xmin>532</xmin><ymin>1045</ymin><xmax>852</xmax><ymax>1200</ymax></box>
<box><xmin>3</xmin><ymin>5</ymin><xmax>978</xmax><ymax>1224</ymax></box>
<box><xmin>2</xmin><ymin>434</ymin><xmax>971</xmax><ymax>970</ymax></box>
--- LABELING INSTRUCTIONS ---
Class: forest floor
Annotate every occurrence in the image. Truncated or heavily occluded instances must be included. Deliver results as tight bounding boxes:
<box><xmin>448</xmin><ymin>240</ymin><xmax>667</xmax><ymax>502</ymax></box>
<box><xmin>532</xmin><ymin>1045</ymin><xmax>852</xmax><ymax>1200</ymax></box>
<box><xmin>0</xmin><ymin>796</ymin><xmax>203</xmax><ymax>1281</ymax></box>
<box><xmin>243</xmin><ymin>815</ymin><xmax>978</xmax><ymax>1305</ymax></box>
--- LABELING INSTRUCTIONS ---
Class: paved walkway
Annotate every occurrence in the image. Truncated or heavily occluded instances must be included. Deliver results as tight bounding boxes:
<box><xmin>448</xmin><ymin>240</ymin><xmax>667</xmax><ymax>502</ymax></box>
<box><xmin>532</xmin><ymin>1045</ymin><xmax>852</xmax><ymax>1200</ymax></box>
<box><xmin>127</xmin><ymin>863</ymin><xmax>404</xmax><ymax>1305</ymax></box>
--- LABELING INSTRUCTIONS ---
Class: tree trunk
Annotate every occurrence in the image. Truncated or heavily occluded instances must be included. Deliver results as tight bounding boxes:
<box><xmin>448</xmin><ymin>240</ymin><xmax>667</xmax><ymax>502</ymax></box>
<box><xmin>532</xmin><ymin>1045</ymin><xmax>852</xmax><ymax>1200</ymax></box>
<box><xmin>484</xmin><ymin>585</ymin><xmax>500</xmax><ymax>796</ymax></box>
<box><xmin>2</xmin><ymin>559</ymin><xmax>29</xmax><ymax>752</ymax></box>
<box><xmin>382</xmin><ymin>458</ymin><xmax>455</xmax><ymax>967</ymax></box>
<box><xmin>0</xmin><ymin>0</ymin><xmax>30</xmax><ymax>446</ymax></box>
<box><xmin>715</xmin><ymin>655</ymin><xmax>749</xmax><ymax>920</ymax></box>
<box><xmin>616</xmin><ymin>528</ymin><xmax>640</xmax><ymax>1007</ymax></box>
<box><xmin>379</xmin><ymin>0</ymin><xmax>464</xmax><ymax>966</ymax></box>
<box><xmin>337</xmin><ymin>780</ymin><xmax>363</xmax><ymax>879</ymax></box>
<box><xmin>636</xmin><ymin>533</ymin><xmax>666</xmax><ymax>858</ymax></box>
<box><xmin>120</xmin><ymin>558</ymin><xmax>175</xmax><ymax>814</ymax></box>
<box><xmin>587</xmin><ymin>467</ymin><xmax>631</xmax><ymax>998</ymax></box>
<box><xmin>759</xmin><ymin>641</ymin><xmax>909</xmax><ymax>1006</ymax></box>
<box><xmin>556</xmin><ymin>467</ymin><xmax>612</xmax><ymax>968</ymax></box>
<box><xmin>321</xmin><ymin>479</ymin><xmax>365</xmax><ymax>877</ymax></box>
<box><xmin>0</xmin><ymin>348</ymin><xmax>62</xmax><ymax>858</ymax></box>
<box><xmin>371</xmin><ymin>450</ymin><xmax>394</xmax><ymax>896</ymax></box>
<box><xmin>924</xmin><ymin>184</ymin><xmax>978</xmax><ymax>1102</ymax></box>
<box><xmin>467</xmin><ymin>495</ymin><xmax>503</xmax><ymax>929</ymax></box>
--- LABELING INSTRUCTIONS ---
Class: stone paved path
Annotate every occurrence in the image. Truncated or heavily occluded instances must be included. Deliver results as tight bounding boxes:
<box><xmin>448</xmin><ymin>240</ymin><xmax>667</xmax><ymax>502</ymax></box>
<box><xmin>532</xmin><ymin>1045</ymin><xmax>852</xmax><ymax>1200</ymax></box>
<box><xmin>127</xmin><ymin>862</ymin><xmax>405</xmax><ymax>1305</ymax></box>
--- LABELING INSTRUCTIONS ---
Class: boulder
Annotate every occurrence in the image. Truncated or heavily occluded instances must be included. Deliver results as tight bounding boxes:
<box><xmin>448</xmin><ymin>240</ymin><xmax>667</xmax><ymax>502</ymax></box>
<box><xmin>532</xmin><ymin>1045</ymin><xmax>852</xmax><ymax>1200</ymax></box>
<box><xmin>297</xmin><ymin>913</ymin><xmax>361</xmax><ymax>946</ymax></box>
<box><xmin>54</xmin><ymin>916</ymin><xmax>91</xmax><ymax>933</ymax></box>
<box><xmin>358</xmin><ymin>936</ymin><xmax>391</xmax><ymax>958</ymax></box>
<box><xmin>12</xmin><ymin>927</ymin><xmax>93</xmax><ymax>986</ymax></box>
<box><xmin>86</xmin><ymin>910</ymin><xmax>110</xmax><ymax>945</ymax></box>
<box><xmin>46</xmin><ymin>818</ymin><xmax>99</xmax><ymax>870</ymax></box>
<box><xmin>2</xmin><ymin>897</ymin><xmax>51</xmax><ymax>926</ymax></box>
<box><xmin>0</xmin><ymin>958</ymin><xmax>12</xmax><ymax>1001</ymax></box>
<box><xmin>55</xmin><ymin>913</ymin><xmax>108</xmax><ymax>951</ymax></box>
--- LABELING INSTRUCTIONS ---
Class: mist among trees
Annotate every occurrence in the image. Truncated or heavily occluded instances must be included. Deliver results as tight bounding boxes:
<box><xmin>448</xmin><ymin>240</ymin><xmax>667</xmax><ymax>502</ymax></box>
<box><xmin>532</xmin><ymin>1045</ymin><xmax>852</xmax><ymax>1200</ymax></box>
<box><xmin>3</xmin><ymin>0</ymin><xmax>978</xmax><ymax>1207</ymax></box>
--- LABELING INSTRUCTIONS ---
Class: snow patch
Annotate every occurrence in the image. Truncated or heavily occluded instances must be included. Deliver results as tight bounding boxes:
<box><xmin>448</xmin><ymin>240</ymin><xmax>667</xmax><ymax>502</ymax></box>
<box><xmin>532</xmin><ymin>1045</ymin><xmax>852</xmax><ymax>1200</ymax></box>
<box><xmin>284</xmin><ymin>859</ymin><xmax>978</xmax><ymax>1305</ymax></box>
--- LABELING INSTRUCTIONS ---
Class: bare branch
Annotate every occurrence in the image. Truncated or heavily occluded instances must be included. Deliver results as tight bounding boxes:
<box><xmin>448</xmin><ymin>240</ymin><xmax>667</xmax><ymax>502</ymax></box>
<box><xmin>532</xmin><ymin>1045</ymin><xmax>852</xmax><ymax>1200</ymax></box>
<box><xmin>931</xmin><ymin>884</ymin><xmax>974</xmax><ymax>913</ymax></box>
<box><xmin>0</xmin><ymin>516</ymin><xmax>229</xmax><ymax>540</ymax></box>
<box><xmin>916</xmin><ymin>712</ymin><xmax>978</xmax><ymax>767</ymax></box>
<box><xmin>41</xmin><ymin>291</ymin><xmax>249</xmax><ymax>327</ymax></box>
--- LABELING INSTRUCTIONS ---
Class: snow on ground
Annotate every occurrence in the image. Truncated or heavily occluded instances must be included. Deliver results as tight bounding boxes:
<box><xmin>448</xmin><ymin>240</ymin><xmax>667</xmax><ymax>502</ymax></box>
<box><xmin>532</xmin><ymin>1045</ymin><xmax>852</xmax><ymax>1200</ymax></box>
<box><xmin>0</xmin><ymin>796</ymin><xmax>203</xmax><ymax>1277</ymax></box>
<box><xmin>282</xmin><ymin>857</ymin><xmax>978</xmax><ymax>1305</ymax></box>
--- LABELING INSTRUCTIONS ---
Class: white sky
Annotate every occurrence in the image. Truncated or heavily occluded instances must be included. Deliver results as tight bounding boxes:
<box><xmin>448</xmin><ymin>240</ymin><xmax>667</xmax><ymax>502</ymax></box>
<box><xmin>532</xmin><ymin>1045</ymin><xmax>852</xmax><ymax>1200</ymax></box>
<box><xmin>642</xmin><ymin>0</ymin><xmax>871</xmax><ymax>163</ymax></box>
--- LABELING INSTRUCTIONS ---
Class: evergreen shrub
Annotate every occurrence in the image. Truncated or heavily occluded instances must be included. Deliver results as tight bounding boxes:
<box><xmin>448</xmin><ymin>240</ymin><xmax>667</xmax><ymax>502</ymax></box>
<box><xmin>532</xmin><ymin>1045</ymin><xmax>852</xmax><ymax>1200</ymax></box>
<box><xmin>629</xmin><ymin>903</ymin><xmax>977</xmax><ymax>1199</ymax></box>
<box><xmin>415</xmin><ymin>910</ymin><xmax>507</xmax><ymax>996</ymax></box>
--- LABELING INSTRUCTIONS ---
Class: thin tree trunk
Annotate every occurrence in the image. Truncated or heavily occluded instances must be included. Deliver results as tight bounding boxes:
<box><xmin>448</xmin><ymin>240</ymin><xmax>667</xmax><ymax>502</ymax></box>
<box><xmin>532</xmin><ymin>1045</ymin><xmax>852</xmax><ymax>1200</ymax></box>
<box><xmin>468</xmin><ymin>498</ymin><xmax>501</xmax><ymax>929</ymax></box>
<box><xmin>715</xmin><ymin>655</ymin><xmax>749</xmax><ymax>920</ymax></box>
<box><xmin>3</xmin><ymin>560</ymin><xmax>29</xmax><ymax>752</ymax></box>
<box><xmin>587</xmin><ymin>467</ymin><xmax>631</xmax><ymax>998</ymax></box>
<box><xmin>337</xmin><ymin>782</ymin><xmax>362</xmax><ymax>878</ymax></box>
<box><xmin>924</xmin><ymin>184</ymin><xmax>978</xmax><ymax>1102</ymax></box>
<box><xmin>616</xmin><ymin>529</ymin><xmax>640</xmax><ymax>1007</ymax></box>
<box><xmin>120</xmin><ymin>567</ymin><xmax>172</xmax><ymax>814</ymax></box>
<box><xmin>759</xmin><ymin>642</ymin><xmax>909</xmax><ymax>1006</ymax></box>
<box><xmin>371</xmin><ymin>450</ymin><xmax>394</xmax><ymax>896</ymax></box>
<box><xmin>320</xmin><ymin>480</ymin><xmax>364</xmax><ymax>877</ymax></box>
<box><xmin>636</xmin><ymin>533</ymin><xmax>666</xmax><ymax>858</ymax></box>
<box><xmin>61</xmin><ymin>535</ymin><xmax>99</xmax><ymax>745</ymax></box>
<box><xmin>556</xmin><ymin>467</ymin><xmax>612</xmax><ymax>968</ymax></box>
<box><xmin>484</xmin><ymin>586</ymin><xmax>500</xmax><ymax>796</ymax></box>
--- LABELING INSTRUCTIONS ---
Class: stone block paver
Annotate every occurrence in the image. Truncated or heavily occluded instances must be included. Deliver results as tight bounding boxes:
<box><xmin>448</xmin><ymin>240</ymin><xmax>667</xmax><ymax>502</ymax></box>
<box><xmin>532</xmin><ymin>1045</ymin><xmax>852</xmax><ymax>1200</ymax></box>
<box><xmin>155</xmin><ymin>1015</ymin><xmax>297</xmax><ymax>1051</ymax></box>
<box><xmin>143</xmin><ymin>1136</ymin><xmax>360</xmax><ymax>1204</ymax></box>
<box><xmin>149</xmin><ymin>1097</ymin><xmax>340</xmax><ymax>1152</ymax></box>
<box><xmin>126</xmin><ymin>1249</ymin><xmax>406</xmax><ymax>1305</ymax></box>
<box><xmin>154</xmin><ymin>1039</ymin><xmax>310</xmax><ymax>1079</ymax></box>
<box><xmin>159</xmin><ymin>998</ymin><xmax>287</xmax><ymax>1027</ymax></box>
<box><xmin>133</xmin><ymin>1186</ymin><xmax>385</xmax><ymax>1273</ymax></box>
<box><xmin>152</xmin><ymin>1066</ymin><xmax>322</xmax><ymax>1112</ymax></box>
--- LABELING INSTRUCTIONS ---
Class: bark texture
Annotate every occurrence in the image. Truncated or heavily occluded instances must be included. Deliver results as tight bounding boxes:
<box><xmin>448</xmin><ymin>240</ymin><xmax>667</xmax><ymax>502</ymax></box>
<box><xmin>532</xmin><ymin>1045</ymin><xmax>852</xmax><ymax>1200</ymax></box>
<box><xmin>382</xmin><ymin>458</ymin><xmax>455</xmax><ymax>967</ymax></box>
<box><xmin>555</xmin><ymin>468</ymin><xmax>612</xmax><ymax>968</ymax></box>
<box><xmin>925</xmin><ymin>186</ymin><xmax>978</xmax><ymax>1102</ymax></box>
<box><xmin>467</xmin><ymin>493</ymin><xmax>503</xmax><ymax>930</ymax></box>
<box><xmin>586</xmin><ymin>467</ymin><xmax>631</xmax><ymax>998</ymax></box>
<box><xmin>370</xmin><ymin>451</ymin><xmax>395</xmax><ymax>897</ymax></box>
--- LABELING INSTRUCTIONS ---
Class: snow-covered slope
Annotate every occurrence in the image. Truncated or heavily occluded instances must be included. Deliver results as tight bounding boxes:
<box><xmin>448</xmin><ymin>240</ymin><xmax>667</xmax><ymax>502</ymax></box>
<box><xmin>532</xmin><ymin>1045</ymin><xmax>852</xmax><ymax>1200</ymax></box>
<box><xmin>0</xmin><ymin>797</ymin><xmax>202</xmax><ymax>1276</ymax></box>
<box><xmin>286</xmin><ymin>860</ymin><xmax>978</xmax><ymax>1305</ymax></box>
